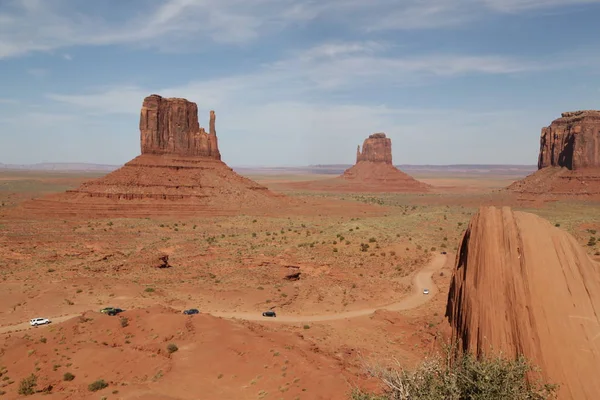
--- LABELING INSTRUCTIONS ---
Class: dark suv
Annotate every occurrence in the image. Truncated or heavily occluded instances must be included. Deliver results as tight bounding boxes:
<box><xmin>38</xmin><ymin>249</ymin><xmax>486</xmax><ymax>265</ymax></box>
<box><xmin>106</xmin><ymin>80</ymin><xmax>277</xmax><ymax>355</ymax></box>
<box><xmin>183</xmin><ymin>309</ymin><xmax>200</xmax><ymax>315</ymax></box>
<box><xmin>262</xmin><ymin>311</ymin><xmax>276</xmax><ymax>317</ymax></box>
<box><xmin>100</xmin><ymin>307</ymin><xmax>123</xmax><ymax>316</ymax></box>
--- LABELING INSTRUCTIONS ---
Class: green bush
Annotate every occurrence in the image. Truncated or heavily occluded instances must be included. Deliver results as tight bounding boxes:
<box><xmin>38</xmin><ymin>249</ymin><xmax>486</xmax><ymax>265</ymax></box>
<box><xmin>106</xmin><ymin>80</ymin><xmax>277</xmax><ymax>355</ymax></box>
<box><xmin>88</xmin><ymin>379</ymin><xmax>108</xmax><ymax>392</ymax></box>
<box><xmin>63</xmin><ymin>372</ymin><xmax>75</xmax><ymax>381</ymax></box>
<box><xmin>18</xmin><ymin>374</ymin><xmax>37</xmax><ymax>395</ymax></box>
<box><xmin>352</xmin><ymin>345</ymin><xmax>558</xmax><ymax>400</ymax></box>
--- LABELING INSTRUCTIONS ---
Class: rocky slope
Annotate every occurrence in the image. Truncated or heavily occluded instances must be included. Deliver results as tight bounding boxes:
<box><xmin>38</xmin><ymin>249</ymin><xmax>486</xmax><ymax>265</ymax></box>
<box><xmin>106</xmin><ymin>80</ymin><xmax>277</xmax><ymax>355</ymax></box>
<box><xmin>509</xmin><ymin>110</ymin><xmax>600</xmax><ymax>199</ymax></box>
<box><xmin>446</xmin><ymin>206</ymin><xmax>600</xmax><ymax>400</ymax></box>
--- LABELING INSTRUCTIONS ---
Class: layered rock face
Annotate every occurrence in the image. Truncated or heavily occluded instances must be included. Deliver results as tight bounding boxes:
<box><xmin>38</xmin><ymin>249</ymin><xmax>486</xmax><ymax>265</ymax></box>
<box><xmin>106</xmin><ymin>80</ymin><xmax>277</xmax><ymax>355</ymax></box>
<box><xmin>446</xmin><ymin>206</ymin><xmax>600</xmax><ymax>400</ymax></box>
<box><xmin>508</xmin><ymin>110</ymin><xmax>600</xmax><ymax>199</ymax></box>
<box><xmin>538</xmin><ymin>110</ymin><xmax>600</xmax><ymax>170</ymax></box>
<box><xmin>19</xmin><ymin>94</ymin><xmax>288</xmax><ymax>217</ymax></box>
<box><xmin>356</xmin><ymin>133</ymin><xmax>393</xmax><ymax>164</ymax></box>
<box><xmin>140</xmin><ymin>94</ymin><xmax>220</xmax><ymax>159</ymax></box>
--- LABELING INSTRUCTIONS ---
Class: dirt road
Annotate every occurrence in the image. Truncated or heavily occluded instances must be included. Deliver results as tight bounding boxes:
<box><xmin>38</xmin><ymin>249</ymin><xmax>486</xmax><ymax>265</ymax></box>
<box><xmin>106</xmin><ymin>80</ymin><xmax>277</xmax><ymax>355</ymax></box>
<box><xmin>0</xmin><ymin>254</ymin><xmax>447</xmax><ymax>333</ymax></box>
<box><xmin>212</xmin><ymin>253</ymin><xmax>447</xmax><ymax>322</ymax></box>
<box><xmin>0</xmin><ymin>314</ymin><xmax>81</xmax><ymax>335</ymax></box>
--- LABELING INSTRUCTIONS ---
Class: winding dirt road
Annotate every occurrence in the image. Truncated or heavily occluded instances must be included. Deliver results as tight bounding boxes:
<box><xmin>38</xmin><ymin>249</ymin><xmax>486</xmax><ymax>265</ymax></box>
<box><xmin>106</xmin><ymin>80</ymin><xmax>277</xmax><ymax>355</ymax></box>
<box><xmin>0</xmin><ymin>254</ymin><xmax>447</xmax><ymax>334</ymax></box>
<box><xmin>212</xmin><ymin>253</ymin><xmax>447</xmax><ymax>322</ymax></box>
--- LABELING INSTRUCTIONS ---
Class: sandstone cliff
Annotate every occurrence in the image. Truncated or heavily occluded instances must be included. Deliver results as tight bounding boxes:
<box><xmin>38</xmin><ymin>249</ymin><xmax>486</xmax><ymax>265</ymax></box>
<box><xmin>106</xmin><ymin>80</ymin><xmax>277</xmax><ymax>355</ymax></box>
<box><xmin>140</xmin><ymin>94</ymin><xmax>220</xmax><ymax>159</ymax></box>
<box><xmin>508</xmin><ymin>110</ymin><xmax>600</xmax><ymax>198</ymax></box>
<box><xmin>538</xmin><ymin>110</ymin><xmax>600</xmax><ymax>170</ymax></box>
<box><xmin>446</xmin><ymin>206</ymin><xmax>600</xmax><ymax>400</ymax></box>
<box><xmin>356</xmin><ymin>133</ymin><xmax>393</xmax><ymax>164</ymax></box>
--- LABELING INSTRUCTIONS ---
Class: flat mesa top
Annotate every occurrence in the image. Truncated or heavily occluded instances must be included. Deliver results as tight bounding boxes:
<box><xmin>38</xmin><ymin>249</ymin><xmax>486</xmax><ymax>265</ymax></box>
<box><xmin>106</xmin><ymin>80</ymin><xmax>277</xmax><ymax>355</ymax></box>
<box><xmin>368</xmin><ymin>133</ymin><xmax>387</xmax><ymax>139</ymax></box>
<box><xmin>559</xmin><ymin>110</ymin><xmax>600</xmax><ymax>119</ymax></box>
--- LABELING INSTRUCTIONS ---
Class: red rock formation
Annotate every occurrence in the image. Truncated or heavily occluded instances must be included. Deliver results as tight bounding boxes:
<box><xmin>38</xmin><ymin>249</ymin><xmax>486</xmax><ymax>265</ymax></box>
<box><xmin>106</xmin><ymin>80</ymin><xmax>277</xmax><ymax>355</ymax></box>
<box><xmin>446</xmin><ymin>206</ymin><xmax>600</xmax><ymax>400</ymax></box>
<box><xmin>282</xmin><ymin>132</ymin><xmax>430</xmax><ymax>193</ymax></box>
<box><xmin>356</xmin><ymin>133</ymin><xmax>393</xmax><ymax>164</ymax></box>
<box><xmin>140</xmin><ymin>94</ymin><xmax>220</xmax><ymax>159</ymax></box>
<box><xmin>508</xmin><ymin>110</ymin><xmax>600</xmax><ymax>199</ymax></box>
<box><xmin>18</xmin><ymin>94</ymin><xmax>291</xmax><ymax>217</ymax></box>
<box><xmin>538</xmin><ymin>110</ymin><xmax>600</xmax><ymax>170</ymax></box>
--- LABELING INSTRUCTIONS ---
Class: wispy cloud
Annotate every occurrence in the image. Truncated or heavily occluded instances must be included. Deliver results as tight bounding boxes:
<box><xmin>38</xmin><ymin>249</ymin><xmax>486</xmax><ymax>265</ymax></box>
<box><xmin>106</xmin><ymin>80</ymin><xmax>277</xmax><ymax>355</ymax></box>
<box><xmin>1</xmin><ymin>0</ymin><xmax>599</xmax><ymax>58</ymax></box>
<box><xmin>46</xmin><ymin>39</ymin><xmax>571</xmax><ymax>116</ymax></box>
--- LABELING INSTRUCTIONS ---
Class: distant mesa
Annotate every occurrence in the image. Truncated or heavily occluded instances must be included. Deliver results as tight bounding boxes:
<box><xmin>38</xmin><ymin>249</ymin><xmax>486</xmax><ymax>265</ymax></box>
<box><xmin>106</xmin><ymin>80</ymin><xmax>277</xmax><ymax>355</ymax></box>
<box><xmin>508</xmin><ymin>110</ymin><xmax>600</xmax><ymax>199</ymax></box>
<box><xmin>446</xmin><ymin>206</ymin><xmax>600</xmax><ymax>400</ymax></box>
<box><xmin>18</xmin><ymin>94</ymin><xmax>289</xmax><ymax>217</ymax></box>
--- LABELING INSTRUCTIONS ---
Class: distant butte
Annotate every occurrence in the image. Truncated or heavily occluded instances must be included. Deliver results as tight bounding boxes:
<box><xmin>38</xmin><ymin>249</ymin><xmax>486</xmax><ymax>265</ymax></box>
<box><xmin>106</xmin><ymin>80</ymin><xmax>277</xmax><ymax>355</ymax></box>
<box><xmin>282</xmin><ymin>132</ymin><xmax>431</xmax><ymax>193</ymax></box>
<box><xmin>17</xmin><ymin>94</ymin><xmax>290</xmax><ymax>217</ymax></box>
<box><xmin>508</xmin><ymin>110</ymin><xmax>600</xmax><ymax>199</ymax></box>
<box><xmin>339</xmin><ymin>133</ymin><xmax>431</xmax><ymax>192</ymax></box>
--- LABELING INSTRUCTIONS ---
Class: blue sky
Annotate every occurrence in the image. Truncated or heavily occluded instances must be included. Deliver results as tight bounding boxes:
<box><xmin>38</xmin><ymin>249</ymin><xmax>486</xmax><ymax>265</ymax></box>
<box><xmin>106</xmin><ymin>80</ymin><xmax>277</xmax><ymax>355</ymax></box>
<box><xmin>1</xmin><ymin>0</ymin><xmax>599</xmax><ymax>166</ymax></box>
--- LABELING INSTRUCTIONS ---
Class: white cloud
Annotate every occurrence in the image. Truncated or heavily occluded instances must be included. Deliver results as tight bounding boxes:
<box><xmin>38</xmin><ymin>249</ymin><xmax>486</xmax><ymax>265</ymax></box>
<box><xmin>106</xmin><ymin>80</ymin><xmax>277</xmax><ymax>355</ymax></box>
<box><xmin>63</xmin><ymin>53</ymin><xmax>72</xmax><ymax>60</ymax></box>
<box><xmin>46</xmin><ymin>40</ymin><xmax>565</xmax><ymax>118</ymax></box>
<box><xmin>1</xmin><ymin>0</ymin><xmax>599</xmax><ymax>58</ymax></box>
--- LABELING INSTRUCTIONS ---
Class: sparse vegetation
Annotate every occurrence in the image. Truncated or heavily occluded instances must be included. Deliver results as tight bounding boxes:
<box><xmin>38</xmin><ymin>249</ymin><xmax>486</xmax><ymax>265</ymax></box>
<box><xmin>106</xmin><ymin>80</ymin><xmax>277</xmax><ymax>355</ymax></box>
<box><xmin>352</xmin><ymin>346</ymin><xmax>558</xmax><ymax>400</ymax></box>
<box><xmin>18</xmin><ymin>374</ymin><xmax>37</xmax><ymax>396</ymax></box>
<box><xmin>88</xmin><ymin>379</ymin><xmax>108</xmax><ymax>392</ymax></box>
<box><xmin>63</xmin><ymin>372</ymin><xmax>75</xmax><ymax>381</ymax></box>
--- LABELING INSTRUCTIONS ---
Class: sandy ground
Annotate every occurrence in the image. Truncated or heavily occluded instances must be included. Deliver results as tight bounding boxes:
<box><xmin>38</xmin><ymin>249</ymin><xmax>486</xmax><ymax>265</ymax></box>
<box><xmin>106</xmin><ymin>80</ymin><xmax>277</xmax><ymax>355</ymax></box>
<box><xmin>1</xmin><ymin>170</ymin><xmax>600</xmax><ymax>399</ymax></box>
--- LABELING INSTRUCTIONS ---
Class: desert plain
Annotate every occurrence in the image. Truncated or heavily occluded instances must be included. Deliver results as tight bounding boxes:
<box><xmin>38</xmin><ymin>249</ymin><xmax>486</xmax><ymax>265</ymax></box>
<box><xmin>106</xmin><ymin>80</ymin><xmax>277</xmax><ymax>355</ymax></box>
<box><xmin>1</xmin><ymin>163</ymin><xmax>600</xmax><ymax>399</ymax></box>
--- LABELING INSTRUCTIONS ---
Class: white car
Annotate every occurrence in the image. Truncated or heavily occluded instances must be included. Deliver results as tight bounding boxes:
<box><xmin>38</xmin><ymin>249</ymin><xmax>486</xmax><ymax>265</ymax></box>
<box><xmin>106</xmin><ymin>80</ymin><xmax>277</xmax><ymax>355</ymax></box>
<box><xmin>423</xmin><ymin>289</ymin><xmax>430</xmax><ymax>295</ymax></box>
<box><xmin>30</xmin><ymin>318</ymin><xmax>51</xmax><ymax>326</ymax></box>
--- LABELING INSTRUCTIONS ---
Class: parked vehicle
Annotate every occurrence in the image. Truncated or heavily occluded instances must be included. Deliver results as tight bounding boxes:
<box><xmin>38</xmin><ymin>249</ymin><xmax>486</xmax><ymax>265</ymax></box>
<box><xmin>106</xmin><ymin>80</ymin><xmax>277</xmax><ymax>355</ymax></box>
<box><xmin>423</xmin><ymin>289</ymin><xmax>430</xmax><ymax>295</ymax></box>
<box><xmin>262</xmin><ymin>311</ymin><xmax>276</xmax><ymax>317</ymax></box>
<box><xmin>183</xmin><ymin>309</ymin><xmax>200</xmax><ymax>315</ymax></box>
<box><xmin>30</xmin><ymin>318</ymin><xmax>51</xmax><ymax>326</ymax></box>
<box><xmin>100</xmin><ymin>307</ymin><xmax>123</xmax><ymax>316</ymax></box>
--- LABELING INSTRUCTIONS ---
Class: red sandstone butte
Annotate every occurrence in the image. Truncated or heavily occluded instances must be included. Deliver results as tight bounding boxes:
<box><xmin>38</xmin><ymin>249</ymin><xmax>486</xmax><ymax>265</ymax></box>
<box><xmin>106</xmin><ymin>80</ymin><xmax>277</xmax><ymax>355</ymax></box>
<box><xmin>356</xmin><ymin>133</ymin><xmax>393</xmax><ymax>164</ymax></box>
<box><xmin>17</xmin><ymin>94</ymin><xmax>291</xmax><ymax>217</ymax></box>
<box><xmin>508</xmin><ymin>110</ymin><xmax>600</xmax><ymax>199</ymax></box>
<box><xmin>284</xmin><ymin>133</ymin><xmax>431</xmax><ymax>193</ymax></box>
<box><xmin>140</xmin><ymin>94</ymin><xmax>221</xmax><ymax>159</ymax></box>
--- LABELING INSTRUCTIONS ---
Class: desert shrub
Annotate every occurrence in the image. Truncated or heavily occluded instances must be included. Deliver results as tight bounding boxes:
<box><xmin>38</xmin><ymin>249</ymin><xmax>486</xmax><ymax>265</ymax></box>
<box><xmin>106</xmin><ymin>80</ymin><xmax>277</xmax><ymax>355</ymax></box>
<box><xmin>120</xmin><ymin>317</ymin><xmax>129</xmax><ymax>328</ymax></box>
<box><xmin>352</xmin><ymin>346</ymin><xmax>558</xmax><ymax>400</ymax></box>
<box><xmin>144</xmin><ymin>287</ymin><xmax>155</xmax><ymax>293</ymax></box>
<box><xmin>167</xmin><ymin>343</ymin><xmax>178</xmax><ymax>354</ymax></box>
<box><xmin>18</xmin><ymin>374</ymin><xmax>37</xmax><ymax>395</ymax></box>
<box><xmin>63</xmin><ymin>372</ymin><xmax>75</xmax><ymax>381</ymax></box>
<box><xmin>88</xmin><ymin>379</ymin><xmax>108</xmax><ymax>392</ymax></box>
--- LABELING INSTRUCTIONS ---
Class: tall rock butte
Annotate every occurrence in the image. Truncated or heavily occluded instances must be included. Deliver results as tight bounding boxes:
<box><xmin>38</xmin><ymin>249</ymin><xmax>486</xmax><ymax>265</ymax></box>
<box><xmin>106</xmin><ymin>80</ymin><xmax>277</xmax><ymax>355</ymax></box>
<box><xmin>19</xmin><ymin>94</ymin><xmax>288</xmax><ymax>217</ymax></box>
<box><xmin>355</xmin><ymin>133</ymin><xmax>393</xmax><ymax>164</ymax></box>
<box><xmin>139</xmin><ymin>95</ymin><xmax>221</xmax><ymax>159</ymax></box>
<box><xmin>509</xmin><ymin>110</ymin><xmax>600</xmax><ymax>198</ymax></box>
<box><xmin>340</xmin><ymin>133</ymin><xmax>431</xmax><ymax>192</ymax></box>
<box><xmin>282</xmin><ymin>133</ymin><xmax>430</xmax><ymax>193</ymax></box>
<box><xmin>446</xmin><ymin>206</ymin><xmax>600</xmax><ymax>400</ymax></box>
